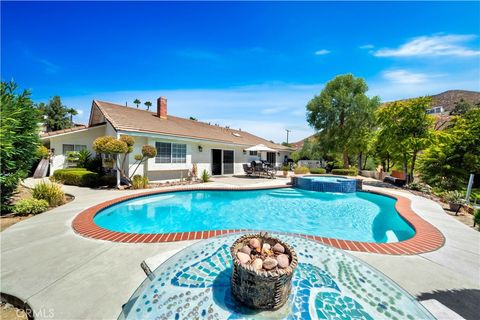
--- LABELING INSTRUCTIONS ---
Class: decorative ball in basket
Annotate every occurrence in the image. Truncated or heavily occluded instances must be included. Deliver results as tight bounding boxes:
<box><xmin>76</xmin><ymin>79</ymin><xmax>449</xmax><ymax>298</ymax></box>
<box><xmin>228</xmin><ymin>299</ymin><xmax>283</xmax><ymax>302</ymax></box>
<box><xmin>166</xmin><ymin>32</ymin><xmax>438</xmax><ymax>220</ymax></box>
<box><xmin>230</xmin><ymin>233</ymin><xmax>298</xmax><ymax>310</ymax></box>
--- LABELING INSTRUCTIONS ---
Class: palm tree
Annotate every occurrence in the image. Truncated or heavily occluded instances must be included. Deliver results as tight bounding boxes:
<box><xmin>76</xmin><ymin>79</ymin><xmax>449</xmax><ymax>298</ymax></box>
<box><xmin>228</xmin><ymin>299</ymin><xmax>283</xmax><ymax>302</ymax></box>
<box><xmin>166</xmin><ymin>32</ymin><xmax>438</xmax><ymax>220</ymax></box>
<box><xmin>133</xmin><ymin>99</ymin><xmax>141</xmax><ymax>108</ymax></box>
<box><xmin>67</xmin><ymin>108</ymin><xmax>78</xmax><ymax>126</ymax></box>
<box><xmin>144</xmin><ymin>101</ymin><xmax>152</xmax><ymax>111</ymax></box>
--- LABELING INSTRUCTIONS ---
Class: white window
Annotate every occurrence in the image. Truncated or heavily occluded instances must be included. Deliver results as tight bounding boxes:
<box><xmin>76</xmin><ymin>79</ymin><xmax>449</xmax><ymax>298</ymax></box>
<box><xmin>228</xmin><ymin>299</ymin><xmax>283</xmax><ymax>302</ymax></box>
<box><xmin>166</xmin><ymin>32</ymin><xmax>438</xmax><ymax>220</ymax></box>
<box><xmin>62</xmin><ymin>144</ymin><xmax>86</xmax><ymax>154</ymax></box>
<box><xmin>155</xmin><ymin>142</ymin><xmax>187</xmax><ymax>163</ymax></box>
<box><xmin>249</xmin><ymin>151</ymin><xmax>258</xmax><ymax>156</ymax></box>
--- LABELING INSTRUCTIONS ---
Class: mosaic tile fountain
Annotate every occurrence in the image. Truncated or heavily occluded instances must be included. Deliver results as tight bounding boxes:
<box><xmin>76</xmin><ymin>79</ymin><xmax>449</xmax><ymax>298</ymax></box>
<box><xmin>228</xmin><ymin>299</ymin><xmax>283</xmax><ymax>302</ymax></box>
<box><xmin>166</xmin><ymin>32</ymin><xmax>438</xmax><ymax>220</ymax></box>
<box><xmin>119</xmin><ymin>234</ymin><xmax>433</xmax><ymax>319</ymax></box>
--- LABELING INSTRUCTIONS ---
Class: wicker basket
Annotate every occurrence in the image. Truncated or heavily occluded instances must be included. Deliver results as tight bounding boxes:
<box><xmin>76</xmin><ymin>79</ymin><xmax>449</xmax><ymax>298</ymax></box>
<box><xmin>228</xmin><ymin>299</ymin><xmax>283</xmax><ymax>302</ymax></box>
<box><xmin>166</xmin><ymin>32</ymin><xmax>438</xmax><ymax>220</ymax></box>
<box><xmin>230</xmin><ymin>233</ymin><xmax>298</xmax><ymax>310</ymax></box>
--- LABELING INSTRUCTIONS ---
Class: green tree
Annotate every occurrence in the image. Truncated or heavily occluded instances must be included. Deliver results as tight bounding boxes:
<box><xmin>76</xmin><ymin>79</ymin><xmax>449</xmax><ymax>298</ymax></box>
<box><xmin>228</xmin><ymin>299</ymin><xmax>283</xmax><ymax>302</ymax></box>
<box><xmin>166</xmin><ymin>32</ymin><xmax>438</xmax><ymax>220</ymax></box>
<box><xmin>306</xmin><ymin>74</ymin><xmax>380</xmax><ymax>168</ymax></box>
<box><xmin>144</xmin><ymin>101</ymin><xmax>152</xmax><ymax>111</ymax></box>
<box><xmin>449</xmin><ymin>98</ymin><xmax>474</xmax><ymax>116</ymax></box>
<box><xmin>67</xmin><ymin>108</ymin><xmax>78</xmax><ymax>125</ymax></box>
<box><xmin>93</xmin><ymin>135</ymin><xmax>135</xmax><ymax>184</ymax></box>
<box><xmin>38</xmin><ymin>96</ymin><xmax>77</xmax><ymax>131</ymax></box>
<box><xmin>0</xmin><ymin>82</ymin><xmax>41</xmax><ymax>211</ymax></box>
<box><xmin>375</xmin><ymin>97</ymin><xmax>435</xmax><ymax>182</ymax></box>
<box><xmin>134</xmin><ymin>99</ymin><xmax>141</xmax><ymax>108</ymax></box>
<box><xmin>419</xmin><ymin>109</ymin><xmax>480</xmax><ymax>190</ymax></box>
<box><xmin>129</xmin><ymin>145</ymin><xmax>157</xmax><ymax>178</ymax></box>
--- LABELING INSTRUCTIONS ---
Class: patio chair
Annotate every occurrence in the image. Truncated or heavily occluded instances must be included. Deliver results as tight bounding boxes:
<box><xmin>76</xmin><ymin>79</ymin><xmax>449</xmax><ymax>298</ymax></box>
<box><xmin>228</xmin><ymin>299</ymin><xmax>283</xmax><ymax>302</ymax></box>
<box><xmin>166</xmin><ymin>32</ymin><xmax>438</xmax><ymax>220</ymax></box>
<box><xmin>243</xmin><ymin>163</ymin><xmax>254</xmax><ymax>176</ymax></box>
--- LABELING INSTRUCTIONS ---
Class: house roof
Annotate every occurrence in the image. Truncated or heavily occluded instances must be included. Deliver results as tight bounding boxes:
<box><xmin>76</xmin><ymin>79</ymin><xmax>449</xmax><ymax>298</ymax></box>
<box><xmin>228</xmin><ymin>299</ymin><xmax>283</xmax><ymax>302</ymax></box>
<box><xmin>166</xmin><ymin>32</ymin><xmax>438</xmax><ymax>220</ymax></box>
<box><xmin>291</xmin><ymin>134</ymin><xmax>316</xmax><ymax>150</ymax></box>
<box><xmin>40</xmin><ymin>123</ymin><xmax>106</xmax><ymax>138</ymax></box>
<box><xmin>90</xmin><ymin>100</ymin><xmax>291</xmax><ymax>151</ymax></box>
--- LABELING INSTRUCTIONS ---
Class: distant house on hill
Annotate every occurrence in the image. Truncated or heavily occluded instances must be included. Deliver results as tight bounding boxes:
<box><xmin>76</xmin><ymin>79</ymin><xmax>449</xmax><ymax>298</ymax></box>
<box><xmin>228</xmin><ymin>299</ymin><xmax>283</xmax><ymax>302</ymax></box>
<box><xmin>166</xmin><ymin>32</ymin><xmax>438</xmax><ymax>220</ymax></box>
<box><xmin>386</xmin><ymin>90</ymin><xmax>479</xmax><ymax>114</ymax></box>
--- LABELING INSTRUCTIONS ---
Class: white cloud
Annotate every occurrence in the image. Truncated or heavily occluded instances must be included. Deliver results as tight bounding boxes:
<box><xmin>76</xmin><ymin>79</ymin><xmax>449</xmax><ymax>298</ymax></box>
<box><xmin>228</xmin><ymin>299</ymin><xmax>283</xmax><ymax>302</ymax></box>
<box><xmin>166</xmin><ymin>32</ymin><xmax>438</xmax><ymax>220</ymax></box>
<box><xmin>370</xmin><ymin>68</ymin><xmax>479</xmax><ymax>101</ymax></box>
<box><xmin>314</xmin><ymin>49</ymin><xmax>330</xmax><ymax>55</ymax></box>
<box><xmin>261</xmin><ymin>106</ymin><xmax>288</xmax><ymax>115</ymax></box>
<box><xmin>382</xmin><ymin>69</ymin><xmax>431</xmax><ymax>84</ymax></box>
<box><xmin>373</xmin><ymin>34</ymin><xmax>480</xmax><ymax>57</ymax></box>
<box><xmin>359</xmin><ymin>44</ymin><xmax>374</xmax><ymax>49</ymax></box>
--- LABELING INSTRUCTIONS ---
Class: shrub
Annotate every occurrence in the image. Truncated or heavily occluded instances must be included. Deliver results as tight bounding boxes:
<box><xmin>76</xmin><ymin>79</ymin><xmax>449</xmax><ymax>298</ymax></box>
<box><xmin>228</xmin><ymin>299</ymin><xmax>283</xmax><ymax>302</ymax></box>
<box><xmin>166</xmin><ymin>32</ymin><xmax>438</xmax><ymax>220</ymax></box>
<box><xmin>294</xmin><ymin>166</ymin><xmax>310</xmax><ymax>174</ymax></box>
<box><xmin>36</xmin><ymin>145</ymin><xmax>49</xmax><ymax>159</ymax></box>
<box><xmin>141</xmin><ymin>145</ymin><xmax>157</xmax><ymax>158</ymax></box>
<box><xmin>132</xmin><ymin>175</ymin><xmax>149</xmax><ymax>189</ymax></box>
<box><xmin>331</xmin><ymin>168</ymin><xmax>358</xmax><ymax>176</ymax></box>
<box><xmin>93</xmin><ymin>136</ymin><xmax>131</xmax><ymax>154</ymax></box>
<box><xmin>66</xmin><ymin>151</ymin><xmax>79</xmax><ymax>164</ymax></box>
<box><xmin>310</xmin><ymin>168</ymin><xmax>326</xmax><ymax>174</ymax></box>
<box><xmin>407</xmin><ymin>181</ymin><xmax>432</xmax><ymax>194</ymax></box>
<box><xmin>443</xmin><ymin>190</ymin><xmax>464</xmax><ymax>204</ymax></box>
<box><xmin>474</xmin><ymin>209</ymin><xmax>480</xmax><ymax>230</ymax></box>
<box><xmin>32</xmin><ymin>181</ymin><xmax>65</xmax><ymax>206</ymax></box>
<box><xmin>1</xmin><ymin>81</ymin><xmax>41</xmax><ymax>211</ymax></box>
<box><xmin>98</xmin><ymin>174</ymin><xmax>117</xmax><ymax>187</ymax></box>
<box><xmin>201</xmin><ymin>169</ymin><xmax>210</xmax><ymax>183</ymax></box>
<box><xmin>13</xmin><ymin>198</ymin><xmax>49</xmax><ymax>215</ymax></box>
<box><xmin>77</xmin><ymin>149</ymin><xmax>92</xmax><ymax>168</ymax></box>
<box><xmin>53</xmin><ymin>169</ymin><xmax>98</xmax><ymax>187</ymax></box>
<box><xmin>85</xmin><ymin>156</ymin><xmax>103</xmax><ymax>174</ymax></box>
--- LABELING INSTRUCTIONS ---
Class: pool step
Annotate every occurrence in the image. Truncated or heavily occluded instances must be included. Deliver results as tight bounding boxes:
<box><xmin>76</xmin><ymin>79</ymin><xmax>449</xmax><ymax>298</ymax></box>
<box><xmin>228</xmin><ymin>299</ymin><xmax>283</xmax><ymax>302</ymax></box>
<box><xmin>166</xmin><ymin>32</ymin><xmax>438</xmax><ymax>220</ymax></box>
<box><xmin>268</xmin><ymin>189</ymin><xmax>304</xmax><ymax>198</ymax></box>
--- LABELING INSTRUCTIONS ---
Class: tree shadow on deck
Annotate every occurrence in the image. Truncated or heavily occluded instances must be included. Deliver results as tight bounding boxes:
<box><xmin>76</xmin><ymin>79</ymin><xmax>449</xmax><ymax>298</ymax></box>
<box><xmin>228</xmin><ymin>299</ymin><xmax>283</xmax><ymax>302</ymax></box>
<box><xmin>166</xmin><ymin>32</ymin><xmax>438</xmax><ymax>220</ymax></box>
<box><xmin>418</xmin><ymin>289</ymin><xmax>480</xmax><ymax>320</ymax></box>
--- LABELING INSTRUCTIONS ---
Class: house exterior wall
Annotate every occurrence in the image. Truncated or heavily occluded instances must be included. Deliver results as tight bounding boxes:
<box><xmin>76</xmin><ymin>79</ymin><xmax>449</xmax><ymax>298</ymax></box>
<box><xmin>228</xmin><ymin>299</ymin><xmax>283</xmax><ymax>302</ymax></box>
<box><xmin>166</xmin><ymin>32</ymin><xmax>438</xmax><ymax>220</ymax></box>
<box><xmin>47</xmin><ymin>125</ymin><xmax>107</xmax><ymax>175</ymax></box>
<box><xmin>46</xmin><ymin>126</ymin><xmax>291</xmax><ymax>181</ymax></box>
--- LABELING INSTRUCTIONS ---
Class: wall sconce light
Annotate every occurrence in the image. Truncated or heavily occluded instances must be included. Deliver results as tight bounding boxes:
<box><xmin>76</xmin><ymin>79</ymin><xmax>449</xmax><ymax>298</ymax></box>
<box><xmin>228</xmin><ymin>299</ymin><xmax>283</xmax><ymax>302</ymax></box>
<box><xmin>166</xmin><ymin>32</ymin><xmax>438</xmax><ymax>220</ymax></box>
<box><xmin>243</xmin><ymin>150</ymin><xmax>247</xmax><ymax>155</ymax></box>
<box><xmin>198</xmin><ymin>145</ymin><xmax>203</xmax><ymax>152</ymax></box>
<box><xmin>277</xmin><ymin>152</ymin><xmax>280</xmax><ymax>156</ymax></box>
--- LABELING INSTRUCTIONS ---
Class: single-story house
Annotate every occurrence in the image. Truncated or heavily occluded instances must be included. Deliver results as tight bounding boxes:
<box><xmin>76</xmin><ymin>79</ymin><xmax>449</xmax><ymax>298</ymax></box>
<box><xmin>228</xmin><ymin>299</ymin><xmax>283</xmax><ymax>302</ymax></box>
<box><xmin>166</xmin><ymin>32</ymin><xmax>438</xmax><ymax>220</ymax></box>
<box><xmin>41</xmin><ymin>97</ymin><xmax>292</xmax><ymax>182</ymax></box>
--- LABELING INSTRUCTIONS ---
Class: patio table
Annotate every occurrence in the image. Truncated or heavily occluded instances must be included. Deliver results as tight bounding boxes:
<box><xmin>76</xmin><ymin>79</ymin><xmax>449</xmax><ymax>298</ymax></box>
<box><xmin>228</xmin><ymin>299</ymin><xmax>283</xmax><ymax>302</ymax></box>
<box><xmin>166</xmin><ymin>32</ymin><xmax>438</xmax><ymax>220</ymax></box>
<box><xmin>119</xmin><ymin>233</ymin><xmax>434</xmax><ymax>319</ymax></box>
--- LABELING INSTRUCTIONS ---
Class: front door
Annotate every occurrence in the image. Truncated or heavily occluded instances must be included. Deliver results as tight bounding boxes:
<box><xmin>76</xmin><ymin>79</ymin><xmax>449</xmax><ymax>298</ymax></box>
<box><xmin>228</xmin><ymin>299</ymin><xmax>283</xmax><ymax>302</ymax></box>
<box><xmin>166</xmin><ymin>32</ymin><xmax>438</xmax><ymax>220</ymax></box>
<box><xmin>212</xmin><ymin>149</ymin><xmax>222</xmax><ymax>175</ymax></box>
<box><xmin>223</xmin><ymin>150</ymin><xmax>234</xmax><ymax>174</ymax></box>
<box><xmin>267</xmin><ymin>152</ymin><xmax>276</xmax><ymax>166</ymax></box>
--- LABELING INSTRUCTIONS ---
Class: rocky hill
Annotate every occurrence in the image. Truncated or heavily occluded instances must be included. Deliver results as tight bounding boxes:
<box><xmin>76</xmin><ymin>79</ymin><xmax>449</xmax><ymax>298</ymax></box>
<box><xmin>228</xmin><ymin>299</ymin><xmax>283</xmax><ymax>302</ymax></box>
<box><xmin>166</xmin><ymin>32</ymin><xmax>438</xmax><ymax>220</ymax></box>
<box><xmin>429</xmin><ymin>90</ymin><xmax>480</xmax><ymax>112</ymax></box>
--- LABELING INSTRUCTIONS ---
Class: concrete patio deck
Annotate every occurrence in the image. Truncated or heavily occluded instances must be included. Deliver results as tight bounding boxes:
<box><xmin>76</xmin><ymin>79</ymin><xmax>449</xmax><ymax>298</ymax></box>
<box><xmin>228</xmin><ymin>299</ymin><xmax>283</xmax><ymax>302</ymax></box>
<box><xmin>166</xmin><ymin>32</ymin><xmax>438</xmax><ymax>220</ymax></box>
<box><xmin>1</xmin><ymin>176</ymin><xmax>479</xmax><ymax>319</ymax></box>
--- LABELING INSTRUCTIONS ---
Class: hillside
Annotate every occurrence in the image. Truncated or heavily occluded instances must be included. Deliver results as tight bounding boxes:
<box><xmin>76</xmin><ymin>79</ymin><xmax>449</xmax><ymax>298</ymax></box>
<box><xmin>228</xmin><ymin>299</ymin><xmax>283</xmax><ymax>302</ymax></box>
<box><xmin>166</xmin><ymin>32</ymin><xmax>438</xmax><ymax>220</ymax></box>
<box><xmin>429</xmin><ymin>90</ymin><xmax>480</xmax><ymax>112</ymax></box>
<box><xmin>293</xmin><ymin>90</ymin><xmax>480</xmax><ymax>148</ymax></box>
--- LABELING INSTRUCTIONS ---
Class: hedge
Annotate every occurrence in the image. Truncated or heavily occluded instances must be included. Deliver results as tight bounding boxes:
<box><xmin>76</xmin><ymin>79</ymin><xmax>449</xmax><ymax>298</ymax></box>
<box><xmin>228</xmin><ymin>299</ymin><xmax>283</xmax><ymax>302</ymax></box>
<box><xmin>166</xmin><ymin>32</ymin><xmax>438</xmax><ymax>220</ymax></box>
<box><xmin>331</xmin><ymin>168</ymin><xmax>358</xmax><ymax>176</ymax></box>
<box><xmin>53</xmin><ymin>169</ymin><xmax>98</xmax><ymax>187</ymax></box>
<box><xmin>294</xmin><ymin>166</ymin><xmax>310</xmax><ymax>174</ymax></box>
<box><xmin>309</xmin><ymin>168</ymin><xmax>326</xmax><ymax>174</ymax></box>
<box><xmin>60</xmin><ymin>167</ymin><xmax>87</xmax><ymax>172</ymax></box>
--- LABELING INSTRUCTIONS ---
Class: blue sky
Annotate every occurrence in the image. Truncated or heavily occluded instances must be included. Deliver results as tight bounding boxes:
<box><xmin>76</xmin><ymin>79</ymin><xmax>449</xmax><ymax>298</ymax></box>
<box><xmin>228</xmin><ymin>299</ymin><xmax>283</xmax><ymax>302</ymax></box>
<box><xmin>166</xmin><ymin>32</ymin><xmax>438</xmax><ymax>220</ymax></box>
<box><xmin>2</xmin><ymin>1</ymin><xmax>479</xmax><ymax>142</ymax></box>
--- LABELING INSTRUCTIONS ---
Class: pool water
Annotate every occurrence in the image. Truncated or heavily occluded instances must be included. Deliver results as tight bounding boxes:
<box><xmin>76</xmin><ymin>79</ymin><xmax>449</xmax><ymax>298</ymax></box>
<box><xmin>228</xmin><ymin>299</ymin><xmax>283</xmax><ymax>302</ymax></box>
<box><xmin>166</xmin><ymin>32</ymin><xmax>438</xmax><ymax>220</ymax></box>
<box><xmin>94</xmin><ymin>188</ymin><xmax>415</xmax><ymax>243</ymax></box>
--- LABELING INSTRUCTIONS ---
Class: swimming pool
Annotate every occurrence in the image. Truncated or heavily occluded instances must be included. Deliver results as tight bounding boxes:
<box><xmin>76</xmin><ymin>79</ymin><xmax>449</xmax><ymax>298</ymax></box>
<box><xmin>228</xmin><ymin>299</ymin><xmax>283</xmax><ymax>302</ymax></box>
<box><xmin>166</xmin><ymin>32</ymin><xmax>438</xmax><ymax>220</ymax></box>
<box><xmin>93</xmin><ymin>188</ymin><xmax>415</xmax><ymax>243</ymax></box>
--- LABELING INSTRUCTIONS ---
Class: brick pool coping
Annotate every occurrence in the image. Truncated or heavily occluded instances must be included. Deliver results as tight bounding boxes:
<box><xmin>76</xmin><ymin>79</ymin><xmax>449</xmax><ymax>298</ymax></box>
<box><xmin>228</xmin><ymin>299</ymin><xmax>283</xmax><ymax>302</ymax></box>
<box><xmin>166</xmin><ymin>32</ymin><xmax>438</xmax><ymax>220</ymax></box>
<box><xmin>72</xmin><ymin>186</ymin><xmax>445</xmax><ymax>255</ymax></box>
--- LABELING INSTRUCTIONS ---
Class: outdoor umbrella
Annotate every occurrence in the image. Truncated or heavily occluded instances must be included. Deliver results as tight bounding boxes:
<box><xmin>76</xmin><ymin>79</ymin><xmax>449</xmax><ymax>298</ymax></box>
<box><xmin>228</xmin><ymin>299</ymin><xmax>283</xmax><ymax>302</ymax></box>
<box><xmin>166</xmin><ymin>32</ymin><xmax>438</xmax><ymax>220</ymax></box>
<box><xmin>244</xmin><ymin>144</ymin><xmax>277</xmax><ymax>152</ymax></box>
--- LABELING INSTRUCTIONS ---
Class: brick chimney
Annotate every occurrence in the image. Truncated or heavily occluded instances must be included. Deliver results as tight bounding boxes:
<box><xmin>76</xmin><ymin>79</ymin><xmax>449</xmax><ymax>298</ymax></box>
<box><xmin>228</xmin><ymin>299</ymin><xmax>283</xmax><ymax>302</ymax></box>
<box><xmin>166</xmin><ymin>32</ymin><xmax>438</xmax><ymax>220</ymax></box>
<box><xmin>157</xmin><ymin>97</ymin><xmax>167</xmax><ymax>119</ymax></box>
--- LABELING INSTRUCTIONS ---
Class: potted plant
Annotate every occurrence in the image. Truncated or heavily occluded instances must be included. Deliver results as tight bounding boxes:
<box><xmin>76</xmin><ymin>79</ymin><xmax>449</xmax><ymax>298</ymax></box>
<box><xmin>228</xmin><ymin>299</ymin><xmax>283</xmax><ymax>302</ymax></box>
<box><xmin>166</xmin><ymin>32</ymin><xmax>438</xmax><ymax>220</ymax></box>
<box><xmin>281</xmin><ymin>165</ymin><xmax>289</xmax><ymax>177</ymax></box>
<box><xmin>444</xmin><ymin>190</ymin><xmax>464</xmax><ymax>212</ymax></box>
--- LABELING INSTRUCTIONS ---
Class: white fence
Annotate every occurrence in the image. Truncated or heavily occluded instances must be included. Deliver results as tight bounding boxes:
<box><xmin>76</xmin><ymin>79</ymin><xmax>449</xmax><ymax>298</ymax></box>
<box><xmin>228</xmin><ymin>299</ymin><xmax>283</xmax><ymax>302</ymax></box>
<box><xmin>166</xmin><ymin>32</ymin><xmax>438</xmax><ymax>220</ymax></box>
<box><xmin>297</xmin><ymin>160</ymin><xmax>325</xmax><ymax>168</ymax></box>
